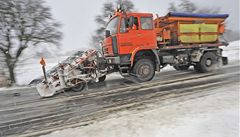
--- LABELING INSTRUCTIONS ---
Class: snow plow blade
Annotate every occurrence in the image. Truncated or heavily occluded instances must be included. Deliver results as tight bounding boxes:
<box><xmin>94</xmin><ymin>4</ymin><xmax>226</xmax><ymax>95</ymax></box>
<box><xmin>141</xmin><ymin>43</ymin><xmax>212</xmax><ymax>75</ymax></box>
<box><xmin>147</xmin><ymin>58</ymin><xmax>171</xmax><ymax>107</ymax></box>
<box><xmin>36</xmin><ymin>83</ymin><xmax>56</xmax><ymax>97</ymax></box>
<box><xmin>36</xmin><ymin>49</ymin><xmax>107</xmax><ymax>97</ymax></box>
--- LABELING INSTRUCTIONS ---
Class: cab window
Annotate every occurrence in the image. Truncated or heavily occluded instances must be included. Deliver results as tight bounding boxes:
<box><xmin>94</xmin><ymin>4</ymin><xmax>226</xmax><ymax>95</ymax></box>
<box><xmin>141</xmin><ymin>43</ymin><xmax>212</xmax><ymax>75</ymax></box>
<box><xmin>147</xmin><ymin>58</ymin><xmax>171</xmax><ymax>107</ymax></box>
<box><xmin>140</xmin><ymin>17</ymin><xmax>153</xmax><ymax>30</ymax></box>
<box><xmin>106</xmin><ymin>17</ymin><xmax>119</xmax><ymax>35</ymax></box>
<box><xmin>120</xmin><ymin>18</ymin><xmax>127</xmax><ymax>33</ymax></box>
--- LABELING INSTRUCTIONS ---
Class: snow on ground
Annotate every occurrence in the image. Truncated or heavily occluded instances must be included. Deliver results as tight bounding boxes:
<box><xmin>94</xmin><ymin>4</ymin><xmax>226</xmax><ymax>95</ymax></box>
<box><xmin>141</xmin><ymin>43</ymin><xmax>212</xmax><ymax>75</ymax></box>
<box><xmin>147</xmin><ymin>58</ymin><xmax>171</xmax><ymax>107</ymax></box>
<box><xmin>222</xmin><ymin>40</ymin><xmax>240</xmax><ymax>61</ymax></box>
<box><xmin>0</xmin><ymin>86</ymin><xmax>34</xmax><ymax>92</ymax></box>
<box><xmin>14</xmin><ymin>40</ymin><xmax>239</xmax><ymax>85</ymax></box>
<box><xmin>41</xmin><ymin>82</ymin><xmax>239</xmax><ymax>137</ymax></box>
<box><xmin>15</xmin><ymin>56</ymin><xmax>67</xmax><ymax>85</ymax></box>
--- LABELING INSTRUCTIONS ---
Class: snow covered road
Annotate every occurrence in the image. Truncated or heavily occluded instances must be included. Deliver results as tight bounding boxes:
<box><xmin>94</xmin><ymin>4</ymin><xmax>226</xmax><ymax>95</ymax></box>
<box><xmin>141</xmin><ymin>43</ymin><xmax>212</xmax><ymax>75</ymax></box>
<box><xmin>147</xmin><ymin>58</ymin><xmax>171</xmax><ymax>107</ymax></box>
<box><xmin>42</xmin><ymin>83</ymin><xmax>239</xmax><ymax>137</ymax></box>
<box><xmin>0</xmin><ymin>63</ymin><xmax>239</xmax><ymax>137</ymax></box>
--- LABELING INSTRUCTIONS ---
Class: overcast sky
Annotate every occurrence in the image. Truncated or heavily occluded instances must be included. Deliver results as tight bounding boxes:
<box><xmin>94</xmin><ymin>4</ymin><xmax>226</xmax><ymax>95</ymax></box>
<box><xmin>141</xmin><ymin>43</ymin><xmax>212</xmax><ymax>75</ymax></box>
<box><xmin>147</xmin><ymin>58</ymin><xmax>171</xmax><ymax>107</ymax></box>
<box><xmin>46</xmin><ymin>0</ymin><xmax>239</xmax><ymax>52</ymax></box>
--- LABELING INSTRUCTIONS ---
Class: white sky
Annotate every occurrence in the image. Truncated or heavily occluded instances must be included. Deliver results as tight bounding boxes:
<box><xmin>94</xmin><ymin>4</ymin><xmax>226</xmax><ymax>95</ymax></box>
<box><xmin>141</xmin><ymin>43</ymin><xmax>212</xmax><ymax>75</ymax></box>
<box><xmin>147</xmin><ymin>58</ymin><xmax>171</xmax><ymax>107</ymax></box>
<box><xmin>46</xmin><ymin>0</ymin><xmax>239</xmax><ymax>52</ymax></box>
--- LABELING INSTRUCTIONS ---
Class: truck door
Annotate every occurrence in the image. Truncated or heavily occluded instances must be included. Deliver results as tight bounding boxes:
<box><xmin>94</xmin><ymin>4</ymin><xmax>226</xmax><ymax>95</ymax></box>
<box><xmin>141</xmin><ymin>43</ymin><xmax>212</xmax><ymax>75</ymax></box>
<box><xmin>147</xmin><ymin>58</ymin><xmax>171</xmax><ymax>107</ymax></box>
<box><xmin>138</xmin><ymin>17</ymin><xmax>157</xmax><ymax>49</ymax></box>
<box><xmin>117</xmin><ymin>16</ymin><xmax>157</xmax><ymax>55</ymax></box>
<box><xmin>117</xmin><ymin>16</ymin><xmax>141</xmax><ymax>55</ymax></box>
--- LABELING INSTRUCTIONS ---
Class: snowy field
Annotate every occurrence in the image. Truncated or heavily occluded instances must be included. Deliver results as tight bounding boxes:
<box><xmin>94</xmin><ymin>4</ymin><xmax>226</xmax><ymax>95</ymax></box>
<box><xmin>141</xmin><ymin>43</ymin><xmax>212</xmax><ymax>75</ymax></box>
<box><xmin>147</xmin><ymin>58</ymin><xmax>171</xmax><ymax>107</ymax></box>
<box><xmin>15</xmin><ymin>56</ymin><xmax>67</xmax><ymax>85</ymax></box>
<box><xmin>222</xmin><ymin>40</ymin><xmax>240</xmax><ymax>61</ymax></box>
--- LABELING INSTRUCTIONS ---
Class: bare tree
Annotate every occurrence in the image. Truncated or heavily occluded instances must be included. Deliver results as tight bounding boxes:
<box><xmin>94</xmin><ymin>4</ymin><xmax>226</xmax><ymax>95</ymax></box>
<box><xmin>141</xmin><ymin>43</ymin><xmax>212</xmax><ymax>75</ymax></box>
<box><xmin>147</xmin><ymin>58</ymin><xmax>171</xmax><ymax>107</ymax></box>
<box><xmin>116</xmin><ymin>0</ymin><xmax>135</xmax><ymax>12</ymax></box>
<box><xmin>178</xmin><ymin>0</ymin><xmax>197</xmax><ymax>13</ymax></box>
<box><xmin>0</xmin><ymin>0</ymin><xmax>62</xmax><ymax>85</ymax></box>
<box><xmin>168</xmin><ymin>0</ymin><xmax>220</xmax><ymax>14</ymax></box>
<box><xmin>168</xmin><ymin>2</ymin><xmax>177</xmax><ymax>12</ymax></box>
<box><xmin>90</xmin><ymin>2</ymin><xmax>114</xmax><ymax>50</ymax></box>
<box><xmin>90</xmin><ymin>0</ymin><xmax>135</xmax><ymax>50</ymax></box>
<box><xmin>197</xmin><ymin>7</ymin><xmax>221</xmax><ymax>14</ymax></box>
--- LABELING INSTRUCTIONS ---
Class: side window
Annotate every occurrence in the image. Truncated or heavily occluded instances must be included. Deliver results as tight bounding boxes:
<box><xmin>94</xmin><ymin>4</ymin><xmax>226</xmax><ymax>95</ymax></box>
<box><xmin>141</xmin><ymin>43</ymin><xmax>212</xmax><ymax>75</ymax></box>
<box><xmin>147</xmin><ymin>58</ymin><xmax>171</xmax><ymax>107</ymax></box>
<box><xmin>127</xmin><ymin>16</ymin><xmax>139</xmax><ymax>30</ymax></box>
<box><xmin>133</xmin><ymin>17</ymin><xmax>139</xmax><ymax>30</ymax></box>
<box><xmin>120</xmin><ymin>18</ymin><xmax>127</xmax><ymax>33</ymax></box>
<box><xmin>140</xmin><ymin>17</ymin><xmax>153</xmax><ymax>30</ymax></box>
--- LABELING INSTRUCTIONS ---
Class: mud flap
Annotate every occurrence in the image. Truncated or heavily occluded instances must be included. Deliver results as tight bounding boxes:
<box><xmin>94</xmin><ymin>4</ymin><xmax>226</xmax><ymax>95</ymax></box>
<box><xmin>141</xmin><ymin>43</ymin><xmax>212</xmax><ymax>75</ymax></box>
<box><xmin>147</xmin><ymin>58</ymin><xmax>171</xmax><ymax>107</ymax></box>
<box><xmin>36</xmin><ymin>83</ymin><xmax>56</xmax><ymax>97</ymax></box>
<box><xmin>222</xmin><ymin>57</ymin><xmax>228</xmax><ymax>65</ymax></box>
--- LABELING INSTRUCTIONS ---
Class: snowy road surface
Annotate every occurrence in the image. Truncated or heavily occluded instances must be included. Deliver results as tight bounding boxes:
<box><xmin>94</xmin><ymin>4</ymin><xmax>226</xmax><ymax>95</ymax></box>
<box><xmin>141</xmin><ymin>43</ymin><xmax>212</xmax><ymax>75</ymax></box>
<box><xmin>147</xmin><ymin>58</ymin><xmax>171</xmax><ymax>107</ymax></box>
<box><xmin>42</xmin><ymin>84</ymin><xmax>239</xmax><ymax>137</ymax></box>
<box><xmin>0</xmin><ymin>63</ymin><xmax>239</xmax><ymax>137</ymax></box>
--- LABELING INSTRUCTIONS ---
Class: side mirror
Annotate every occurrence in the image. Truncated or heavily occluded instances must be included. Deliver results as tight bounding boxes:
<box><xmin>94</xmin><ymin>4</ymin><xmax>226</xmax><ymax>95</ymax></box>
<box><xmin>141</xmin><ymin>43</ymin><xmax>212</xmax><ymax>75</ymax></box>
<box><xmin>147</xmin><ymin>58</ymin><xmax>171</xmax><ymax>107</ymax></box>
<box><xmin>105</xmin><ymin>30</ymin><xmax>110</xmax><ymax>38</ymax></box>
<box><xmin>128</xmin><ymin>16</ymin><xmax>134</xmax><ymax>28</ymax></box>
<box><xmin>98</xmin><ymin>40</ymin><xmax>103</xmax><ymax>52</ymax></box>
<box><xmin>99</xmin><ymin>40</ymin><xmax>103</xmax><ymax>47</ymax></box>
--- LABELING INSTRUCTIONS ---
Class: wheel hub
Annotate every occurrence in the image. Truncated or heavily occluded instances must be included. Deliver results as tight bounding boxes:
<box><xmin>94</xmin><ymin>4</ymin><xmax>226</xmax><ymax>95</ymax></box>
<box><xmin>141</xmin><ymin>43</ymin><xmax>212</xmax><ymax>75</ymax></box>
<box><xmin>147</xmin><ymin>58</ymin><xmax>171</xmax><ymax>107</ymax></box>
<box><xmin>206</xmin><ymin>59</ymin><xmax>212</xmax><ymax>66</ymax></box>
<box><xmin>139</xmin><ymin>65</ymin><xmax>150</xmax><ymax>77</ymax></box>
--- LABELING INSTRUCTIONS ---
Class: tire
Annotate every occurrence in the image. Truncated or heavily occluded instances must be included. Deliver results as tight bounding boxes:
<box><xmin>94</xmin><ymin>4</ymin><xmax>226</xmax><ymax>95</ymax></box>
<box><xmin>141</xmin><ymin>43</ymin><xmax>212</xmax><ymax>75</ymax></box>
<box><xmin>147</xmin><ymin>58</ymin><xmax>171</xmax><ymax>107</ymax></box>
<box><xmin>132</xmin><ymin>58</ymin><xmax>155</xmax><ymax>82</ymax></box>
<box><xmin>98</xmin><ymin>75</ymin><xmax>106</xmax><ymax>82</ymax></box>
<box><xmin>173</xmin><ymin>65</ymin><xmax>190</xmax><ymax>71</ymax></box>
<box><xmin>71</xmin><ymin>83</ymin><xmax>85</xmax><ymax>92</ymax></box>
<box><xmin>194</xmin><ymin>52</ymin><xmax>218</xmax><ymax>73</ymax></box>
<box><xmin>194</xmin><ymin>64</ymin><xmax>202</xmax><ymax>73</ymax></box>
<box><xmin>71</xmin><ymin>82</ymin><xmax>86</xmax><ymax>92</ymax></box>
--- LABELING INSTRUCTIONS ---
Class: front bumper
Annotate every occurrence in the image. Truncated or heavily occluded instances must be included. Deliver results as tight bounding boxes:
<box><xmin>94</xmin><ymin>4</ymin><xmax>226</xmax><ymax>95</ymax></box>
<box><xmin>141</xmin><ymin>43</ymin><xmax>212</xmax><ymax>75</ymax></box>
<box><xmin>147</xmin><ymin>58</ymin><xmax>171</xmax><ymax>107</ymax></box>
<box><xmin>106</xmin><ymin>56</ymin><xmax>121</xmax><ymax>64</ymax></box>
<box><xmin>105</xmin><ymin>54</ymin><xmax>131</xmax><ymax>65</ymax></box>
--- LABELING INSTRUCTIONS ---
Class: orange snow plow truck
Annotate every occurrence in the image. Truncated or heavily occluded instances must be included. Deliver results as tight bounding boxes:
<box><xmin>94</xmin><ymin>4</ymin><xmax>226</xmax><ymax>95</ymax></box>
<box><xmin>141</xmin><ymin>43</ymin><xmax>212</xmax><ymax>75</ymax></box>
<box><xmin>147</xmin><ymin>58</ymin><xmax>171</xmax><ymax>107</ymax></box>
<box><xmin>100</xmin><ymin>8</ymin><xmax>229</xmax><ymax>82</ymax></box>
<box><xmin>37</xmin><ymin>7</ymin><xmax>229</xmax><ymax>97</ymax></box>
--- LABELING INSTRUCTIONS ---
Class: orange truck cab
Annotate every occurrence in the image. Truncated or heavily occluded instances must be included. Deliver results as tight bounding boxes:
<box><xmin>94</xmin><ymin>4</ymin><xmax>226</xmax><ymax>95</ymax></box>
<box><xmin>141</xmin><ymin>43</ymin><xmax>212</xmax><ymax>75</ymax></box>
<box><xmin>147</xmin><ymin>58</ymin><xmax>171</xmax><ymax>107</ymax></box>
<box><xmin>101</xmin><ymin>8</ymin><xmax>229</xmax><ymax>82</ymax></box>
<box><xmin>103</xmin><ymin>11</ymin><xmax>158</xmax><ymax>65</ymax></box>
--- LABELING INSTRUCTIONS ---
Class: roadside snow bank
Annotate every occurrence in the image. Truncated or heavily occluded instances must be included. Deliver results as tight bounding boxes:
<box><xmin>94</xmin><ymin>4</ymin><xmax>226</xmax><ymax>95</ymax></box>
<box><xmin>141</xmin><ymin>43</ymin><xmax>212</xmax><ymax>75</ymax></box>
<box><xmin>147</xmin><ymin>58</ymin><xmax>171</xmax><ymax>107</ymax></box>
<box><xmin>15</xmin><ymin>56</ymin><xmax>67</xmax><ymax>85</ymax></box>
<box><xmin>41</xmin><ymin>84</ymin><xmax>239</xmax><ymax>137</ymax></box>
<box><xmin>0</xmin><ymin>86</ymin><xmax>34</xmax><ymax>92</ymax></box>
<box><xmin>222</xmin><ymin>40</ymin><xmax>240</xmax><ymax>61</ymax></box>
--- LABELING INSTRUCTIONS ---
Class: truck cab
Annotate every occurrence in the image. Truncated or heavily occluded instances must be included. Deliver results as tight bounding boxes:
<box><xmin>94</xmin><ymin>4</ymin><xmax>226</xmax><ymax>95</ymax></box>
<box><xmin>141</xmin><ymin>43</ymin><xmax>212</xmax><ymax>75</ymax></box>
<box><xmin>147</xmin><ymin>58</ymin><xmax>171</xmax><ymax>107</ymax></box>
<box><xmin>102</xmin><ymin>11</ymin><xmax>158</xmax><ymax>66</ymax></box>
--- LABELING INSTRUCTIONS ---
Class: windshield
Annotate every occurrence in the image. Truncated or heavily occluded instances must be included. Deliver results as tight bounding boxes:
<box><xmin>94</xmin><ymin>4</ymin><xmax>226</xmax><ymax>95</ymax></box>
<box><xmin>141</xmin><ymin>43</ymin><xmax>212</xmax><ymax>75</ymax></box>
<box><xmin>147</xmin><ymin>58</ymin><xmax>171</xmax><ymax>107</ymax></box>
<box><xmin>106</xmin><ymin>17</ymin><xmax>119</xmax><ymax>35</ymax></box>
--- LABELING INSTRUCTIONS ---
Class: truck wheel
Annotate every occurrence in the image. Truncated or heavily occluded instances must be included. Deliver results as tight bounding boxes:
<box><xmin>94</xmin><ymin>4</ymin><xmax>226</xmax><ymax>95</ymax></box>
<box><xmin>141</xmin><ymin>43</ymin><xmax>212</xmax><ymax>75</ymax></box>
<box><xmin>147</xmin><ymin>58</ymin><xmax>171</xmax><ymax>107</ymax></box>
<box><xmin>71</xmin><ymin>79</ymin><xmax>86</xmax><ymax>92</ymax></box>
<box><xmin>133</xmin><ymin>59</ymin><xmax>155</xmax><ymax>82</ymax></box>
<box><xmin>173</xmin><ymin>65</ymin><xmax>190</xmax><ymax>71</ymax></box>
<box><xmin>71</xmin><ymin>82</ymin><xmax>86</xmax><ymax>92</ymax></box>
<box><xmin>98</xmin><ymin>75</ymin><xmax>106</xmax><ymax>82</ymax></box>
<box><xmin>194</xmin><ymin>64</ymin><xmax>202</xmax><ymax>73</ymax></box>
<box><xmin>195</xmin><ymin>52</ymin><xmax>218</xmax><ymax>73</ymax></box>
